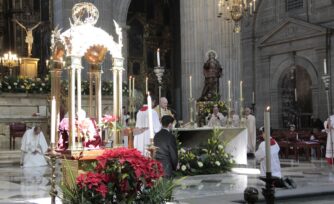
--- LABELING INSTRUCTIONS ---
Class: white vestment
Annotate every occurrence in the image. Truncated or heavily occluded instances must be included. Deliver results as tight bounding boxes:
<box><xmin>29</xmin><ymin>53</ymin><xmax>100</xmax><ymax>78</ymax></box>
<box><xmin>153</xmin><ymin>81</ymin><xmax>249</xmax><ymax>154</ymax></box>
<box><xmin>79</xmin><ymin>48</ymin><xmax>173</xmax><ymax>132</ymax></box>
<box><xmin>255</xmin><ymin>139</ymin><xmax>281</xmax><ymax>178</ymax></box>
<box><xmin>246</xmin><ymin>114</ymin><xmax>256</xmax><ymax>153</ymax></box>
<box><xmin>232</xmin><ymin>114</ymin><xmax>240</xmax><ymax>127</ymax></box>
<box><xmin>207</xmin><ymin>112</ymin><xmax>226</xmax><ymax>127</ymax></box>
<box><xmin>21</xmin><ymin>128</ymin><xmax>48</xmax><ymax>167</ymax></box>
<box><xmin>135</xmin><ymin>107</ymin><xmax>161</xmax><ymax>155</ymax></box>
<box><xmin>324</xmin><ymin>116</ymin><xmax>334</xmax><ymax>160</ymax></box>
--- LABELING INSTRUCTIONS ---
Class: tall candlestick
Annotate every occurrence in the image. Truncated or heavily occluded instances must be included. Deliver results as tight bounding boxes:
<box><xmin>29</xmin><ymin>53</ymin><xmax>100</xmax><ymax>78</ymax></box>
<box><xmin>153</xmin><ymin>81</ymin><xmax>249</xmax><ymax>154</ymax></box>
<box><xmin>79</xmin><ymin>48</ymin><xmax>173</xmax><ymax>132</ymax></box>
<box><xmin>240</xmin><ymin>81</ymin><xmax>243</xmax><ymax>99</ymax></box>
<box><xmin>129</xmin><ymin>76</ymin><xmax>132</xmax><ymax>99</ymax></box>
<box><xmin>189</xmin><ymin>75</ymin><xmax>193</xmax><ymax>99</ymax></box>
<box><xmin>132</xmin><ymin>77</ymin><xmax>135</xmax><ymax>98</ymax></box>
<box><xmin>264</xmin><ymin>106</ymin><xmax>271</xmax><ymax>173</ymax></box>
<box><xmin>147</xmin><ymin>93</ymin><xmax>154</xmax><ymax>139</ymax></box>
<box><xmin>228</xmin><ymin>80</ymin><xmax>231</xmax><ymax>101</ymax></box>
<box><xmin>145</xmin><ymin>76</ymin><xmax>148</xmax><ymax>94</ymax></box>
<box><xmin>252</xmin><ymin>91</ymin><xmax>255</xmax><ymax>104</ymax></box>
<box><xmin>324</xmin><ymin>58</ymin><xmax>327</xmax><ymax>75</ymax></box>
<box><xmin>294</xmin><ymin>88</ymin><xmax>297</xmax><ymax>102</ymax></box>
<box><xmin>157</xmin><ymin>48</ymin><xmax>160</xmax><ymax>67</ymax></box>
<box><xmin>51</xmin><ymin>96</ymin><xmax>56</xmax><ymax>144</ymax></box>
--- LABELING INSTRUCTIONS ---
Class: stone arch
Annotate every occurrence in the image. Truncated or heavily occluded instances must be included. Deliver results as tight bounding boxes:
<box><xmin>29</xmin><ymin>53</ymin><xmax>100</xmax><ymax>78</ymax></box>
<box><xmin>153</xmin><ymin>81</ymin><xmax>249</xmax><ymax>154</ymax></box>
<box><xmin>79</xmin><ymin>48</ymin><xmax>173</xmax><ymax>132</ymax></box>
<box><xmin>271</xmin><ymin>55</ymin><xmax>320</xmax><ymax>127</ymax></box>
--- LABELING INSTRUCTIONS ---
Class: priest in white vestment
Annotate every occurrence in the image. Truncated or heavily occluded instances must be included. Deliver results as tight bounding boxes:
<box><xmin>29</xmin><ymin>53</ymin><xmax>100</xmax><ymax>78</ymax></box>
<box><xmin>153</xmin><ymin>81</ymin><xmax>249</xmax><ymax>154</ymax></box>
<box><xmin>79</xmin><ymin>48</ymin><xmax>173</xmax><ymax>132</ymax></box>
<box><xmin>324</xmin><ymin>116</ymin><xmax>334</xmax><ymax>165</ymax></box>
<box><xmin>135</xmin><ymin>105</ymin><xmax>161</xmax><ymax>155</ymax></box>
<box><xmin>255</xmin><ymin>127</ymin><xmax>281</xmax><ymax>178</ymax></box>
<box><xmin>21</xmin><ymin>126</ymin><xmax>48</xmax><ymax>167</ymax></box>
<box><xmin>207</xmin><ymin>105</ymin><xmax>226</xmax><ymax>127</ymax></box>
<box><xmin>245</xmin><ymin>107</ymin><xmax>256</xmax><ymax>154</ymax></box>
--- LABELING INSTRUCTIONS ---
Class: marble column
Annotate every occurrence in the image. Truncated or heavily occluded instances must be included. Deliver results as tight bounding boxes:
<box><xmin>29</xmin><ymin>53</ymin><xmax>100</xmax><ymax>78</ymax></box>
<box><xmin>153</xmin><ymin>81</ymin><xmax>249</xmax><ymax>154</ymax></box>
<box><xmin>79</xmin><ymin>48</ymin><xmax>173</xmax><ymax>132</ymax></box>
<box><xmin>180</xmin><ymin>0</ymin><xmax>241</xmax><ymax>121</ymax></box>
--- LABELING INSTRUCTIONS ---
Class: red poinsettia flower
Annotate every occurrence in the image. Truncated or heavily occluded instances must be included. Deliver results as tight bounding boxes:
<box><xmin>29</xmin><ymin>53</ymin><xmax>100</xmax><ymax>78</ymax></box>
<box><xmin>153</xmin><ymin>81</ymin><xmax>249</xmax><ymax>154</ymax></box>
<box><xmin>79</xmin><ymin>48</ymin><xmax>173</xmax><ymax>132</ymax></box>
<box><xmin>96</xmin><ymin>184</ymin><xmax>108</xmax><ymax>198</ymax></box>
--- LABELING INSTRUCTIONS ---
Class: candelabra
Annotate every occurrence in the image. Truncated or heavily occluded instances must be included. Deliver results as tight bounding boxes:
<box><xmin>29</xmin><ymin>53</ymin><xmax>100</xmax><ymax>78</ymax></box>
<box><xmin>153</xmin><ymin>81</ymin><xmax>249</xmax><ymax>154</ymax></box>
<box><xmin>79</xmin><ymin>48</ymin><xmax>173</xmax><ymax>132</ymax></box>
<box><xmin>239</xmin><ymin>97</ymin><xmax>246</xmax><ymax>127</ymax></box>
<box><xmin>0</xmin><ymin>51</ymin><xmax>21</xmax><ymax>76</ymax></box>
<box><xmin>259</xmin><ymin>173</ymin><xmax>275</xmax><ymax>204</ymax></box>
<box><xmin>322</xmin><ymin>74</ymin><xmax>333</xmax><ymax>165</ymax></box>
<box><xmin>127</xmin><ymin>90</ymin><xmax>136</xmax><ymax>149</ymax></box>
<box><xmin>188</xmin><ymin>97</ymin><xmax>195</xmax><ymax>127</ymax></box>
<box><xmin>227</xmin><ymin>98</ymin><xmax>232</xmax><ymax>127</ymax></box>
<box><xmin>49</xmin><ymin>143</ymin><xmax>58</xmax><ymax>204</ymax></box>
<box><xmin>154</xmin><ymin>65</ymin><xmax>165</xmax><ymax>117</ymax></box>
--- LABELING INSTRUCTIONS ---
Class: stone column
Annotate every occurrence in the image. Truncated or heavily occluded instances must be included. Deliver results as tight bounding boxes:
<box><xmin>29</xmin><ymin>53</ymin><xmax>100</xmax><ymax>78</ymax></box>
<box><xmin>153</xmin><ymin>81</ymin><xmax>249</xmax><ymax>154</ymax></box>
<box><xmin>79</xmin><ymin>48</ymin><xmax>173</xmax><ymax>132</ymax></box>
<box><xmin>180</xmin><ymin>0</ymin><xmax>241</xmax><ymax>121</ymax></box>
<box><xmin>111</xmin><ymin>57</ymin><xmax>124</xmax><ymax>147</ymax></box>
<box><xmin>50</xmin><ymin>60</ymin><xmax>63</xmax><ymax>144</ymax></box>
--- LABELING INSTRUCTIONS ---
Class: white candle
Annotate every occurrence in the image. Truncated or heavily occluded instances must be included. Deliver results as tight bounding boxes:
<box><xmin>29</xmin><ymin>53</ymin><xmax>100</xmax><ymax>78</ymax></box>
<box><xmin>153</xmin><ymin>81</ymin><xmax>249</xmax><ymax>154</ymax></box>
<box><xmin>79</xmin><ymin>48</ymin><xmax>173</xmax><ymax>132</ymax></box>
<box><xmin>264</xmin><ymin>106</ymin><xmax>271</xmax><ymax>173</ymax></box>
<box><xmin>228</xmin><ymin>80</ymin><xmax>231</xmax><ymax>101</ymax></box>
<box><xmin>157</xmin><ymin>48</ymin><xmax>160</xmax><ymax>67</ymax></box>
<box><xmin>132</xmin><ymin>77</ymin><xmax>135</xmax><ymax>98</ymax></box>
<box><xmin>252</xmin><ymin>91</ymin><xmax>255</xmax><ymax>104</ymax></box>
<box><xmin>145</xmin><ymin>76</ymin><xmax>148</xmax><ymax>94</ymax></box>
<box><xmin>253</xmin><ymin>0</ymin><xmax>256</xmax><ymax>12</ymax></box>
<box><xmin>240</xmin><ymin>81</ymin><xmax>243</xmax><ymax>100</ymax></box>
<box><xmin>324</xmin><ymin>58</ymin><xmax>327</xmax><ymax>75</ymax></box>
<box><xmin>51</xmin><ymin>96</ymin><xmax>56</xmax><ymax>144</ymax></box>
<box><xmin>189</xmin><ymin>75</ymin><xmax>193</xmax><ymax>99</ymax></box>
<box><xmin>129</xmin><ymin>76</ymin><xmax>132</xmax><ymax>99</ymax></box>
<box><xmin>249</xmin><ymin>2</ymin><xmax>252</xmax><ymax>14</ymax></box>
<box><xmin>294</xmin><ymin>88</ymin><xmax>297</xmax><ymax>102</ymax></box>
<box><xmin>147</xmin><ymin>93</ymin><xmax>154</xmax><ymax>139</ymax></box>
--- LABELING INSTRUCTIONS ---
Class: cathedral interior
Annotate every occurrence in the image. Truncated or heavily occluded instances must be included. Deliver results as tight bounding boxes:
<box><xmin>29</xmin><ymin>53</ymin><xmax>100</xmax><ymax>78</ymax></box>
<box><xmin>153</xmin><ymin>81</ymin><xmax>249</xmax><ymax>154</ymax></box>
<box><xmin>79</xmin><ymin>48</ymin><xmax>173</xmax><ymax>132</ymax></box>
<box><xmin>1</xmin><ymin>0</ymin><xmax>334</xmax><ymax>203</ymax></box>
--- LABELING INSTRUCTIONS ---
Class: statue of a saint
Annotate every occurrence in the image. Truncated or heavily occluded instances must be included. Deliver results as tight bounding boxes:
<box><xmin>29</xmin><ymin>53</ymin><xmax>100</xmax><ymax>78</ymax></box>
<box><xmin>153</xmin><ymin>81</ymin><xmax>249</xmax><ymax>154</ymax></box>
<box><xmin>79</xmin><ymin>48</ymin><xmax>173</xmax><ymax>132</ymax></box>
<box><xmin>199</xmin><ymin>50</ymin><xmax>223</xmax><ymax>101</ymax></box>
<box><xmin>13</xmin><ymin>19</ymin><xmax>42</xmax><ymax>57</ymax></box>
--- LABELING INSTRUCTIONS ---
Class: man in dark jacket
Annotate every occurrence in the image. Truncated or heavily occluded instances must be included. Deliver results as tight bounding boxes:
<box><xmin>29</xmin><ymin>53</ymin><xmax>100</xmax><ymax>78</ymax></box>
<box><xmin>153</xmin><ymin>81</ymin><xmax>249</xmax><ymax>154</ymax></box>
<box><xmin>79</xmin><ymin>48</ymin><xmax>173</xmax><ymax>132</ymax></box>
<box><xmin>154</xmin><ymin>115</ymin><xmax>178</xmax><ymax>178</ymax></box>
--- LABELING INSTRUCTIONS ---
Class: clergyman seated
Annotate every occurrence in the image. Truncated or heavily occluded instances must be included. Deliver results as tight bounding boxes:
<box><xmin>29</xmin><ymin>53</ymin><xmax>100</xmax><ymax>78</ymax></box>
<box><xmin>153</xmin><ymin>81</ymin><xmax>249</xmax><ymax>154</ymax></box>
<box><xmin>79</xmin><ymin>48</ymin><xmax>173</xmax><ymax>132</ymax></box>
<box><xmin>21</xmin><ymin>126</ymin><xmax>48</xmax><ymax>167</ymax></box>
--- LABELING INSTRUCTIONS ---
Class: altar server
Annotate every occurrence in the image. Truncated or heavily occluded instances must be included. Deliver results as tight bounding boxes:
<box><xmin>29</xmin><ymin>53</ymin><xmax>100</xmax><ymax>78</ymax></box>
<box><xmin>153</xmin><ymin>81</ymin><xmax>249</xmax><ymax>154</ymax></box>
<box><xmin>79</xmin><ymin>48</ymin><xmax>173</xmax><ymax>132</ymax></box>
<box><xmin>135</xmin><ymin>98</ymin><xmax>161</xmax><ymax>155</ymax></box>
<box><xmin>21</xmin><ymin>126</ymin><xmax>48</xmax><ymax>167</ymax></box>
<box><xmin>245</xmin><ymin>107</ymin><xmax>256</xmax><ymax>155</ymax></box>
<box><xmin>324</xmin><ymin>116</ymin><xmax>334</xmax><ymax>165</ymax></box>
<box><xmin>255</xmin><ymin>127</ymin><xmax>281</xmax><ymax>178</ymax></box>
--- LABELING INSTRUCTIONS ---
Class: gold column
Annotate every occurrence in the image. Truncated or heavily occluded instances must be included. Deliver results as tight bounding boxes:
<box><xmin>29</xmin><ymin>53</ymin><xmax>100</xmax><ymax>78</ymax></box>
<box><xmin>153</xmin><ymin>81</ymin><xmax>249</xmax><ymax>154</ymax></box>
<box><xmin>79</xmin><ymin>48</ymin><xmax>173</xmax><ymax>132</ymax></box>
<box><xmin>50</xmin><ymin>60</ymin><xmax>63</xmax><ymax>145</ymax></box>
<box><xmin>112</xmin><ymin>57</ymin><xmax>124</xmax><ymax>147</ymax></box>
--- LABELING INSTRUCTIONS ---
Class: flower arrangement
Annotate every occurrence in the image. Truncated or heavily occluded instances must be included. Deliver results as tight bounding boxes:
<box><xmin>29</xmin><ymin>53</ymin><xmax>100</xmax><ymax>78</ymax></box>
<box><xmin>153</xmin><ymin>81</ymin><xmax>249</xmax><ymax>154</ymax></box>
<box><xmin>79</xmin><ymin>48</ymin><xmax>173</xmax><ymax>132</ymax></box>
<box><xmin>0</xmin><ymin>75</ymin><xmax>50</xmax><ymax>93</ymax></box>
<box><xmin>176</xmin><ymin>129</ymin><xmax>234</xmax><ymax>176</ymax></box>
<box><xmin>61</xmin><ymin>147</ymin><xmax>179</xmax><ymax>203</ymax></box>
<box><xmin>0</xmin><ymin>75</ymin><xmax>129</xmax><ymax>96</ymax></box>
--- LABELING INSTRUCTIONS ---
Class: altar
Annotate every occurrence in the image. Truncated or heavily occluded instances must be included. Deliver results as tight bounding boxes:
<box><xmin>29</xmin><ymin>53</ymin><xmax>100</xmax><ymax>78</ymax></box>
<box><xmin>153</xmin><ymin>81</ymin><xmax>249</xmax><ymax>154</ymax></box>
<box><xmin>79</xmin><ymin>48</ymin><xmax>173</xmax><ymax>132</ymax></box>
<box><xmin>174</xmin><ymin>127</ymin><xmax>248</xmax><ymax>165</ymax></box>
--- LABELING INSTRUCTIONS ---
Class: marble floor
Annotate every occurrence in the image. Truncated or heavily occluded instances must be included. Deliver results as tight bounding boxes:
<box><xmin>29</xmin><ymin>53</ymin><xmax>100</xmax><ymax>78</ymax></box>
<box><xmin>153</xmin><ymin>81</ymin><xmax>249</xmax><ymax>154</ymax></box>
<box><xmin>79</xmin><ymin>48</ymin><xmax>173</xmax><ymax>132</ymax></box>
<box><xmin>0</xmin><ymin>157</ymin><xmax>334</xmax><ymax>203</ymax></box>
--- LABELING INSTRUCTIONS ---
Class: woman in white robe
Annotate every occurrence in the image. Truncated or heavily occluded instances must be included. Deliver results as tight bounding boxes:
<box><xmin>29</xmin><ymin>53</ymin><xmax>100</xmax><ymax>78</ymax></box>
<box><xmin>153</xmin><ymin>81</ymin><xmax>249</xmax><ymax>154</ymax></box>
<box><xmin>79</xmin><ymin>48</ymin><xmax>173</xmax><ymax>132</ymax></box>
<box><xmin>21</xmin><ymin>127</ymin><xmax>48</xmax><ymax>167</ymax></box>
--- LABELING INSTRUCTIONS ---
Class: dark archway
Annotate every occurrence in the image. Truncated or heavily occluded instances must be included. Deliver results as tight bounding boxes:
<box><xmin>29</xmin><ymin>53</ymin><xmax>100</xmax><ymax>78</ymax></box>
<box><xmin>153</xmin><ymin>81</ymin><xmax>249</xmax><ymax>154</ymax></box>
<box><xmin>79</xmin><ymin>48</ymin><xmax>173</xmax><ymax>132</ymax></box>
<box><xmin>280</xmin><ymin>65</ymin><xmax>312</xmax><ymax>128</ymax></box>
<box><xmin>126</xmin><ymin>0</ymin><xmax>181</xmax><ymax>111</ymax></box>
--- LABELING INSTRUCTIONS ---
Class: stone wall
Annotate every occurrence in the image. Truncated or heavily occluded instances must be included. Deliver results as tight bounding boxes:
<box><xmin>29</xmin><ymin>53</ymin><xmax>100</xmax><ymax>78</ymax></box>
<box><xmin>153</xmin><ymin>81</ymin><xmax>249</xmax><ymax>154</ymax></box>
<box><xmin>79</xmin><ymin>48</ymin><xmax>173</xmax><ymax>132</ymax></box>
<box><xmin>241</xmin><ymin>0</ymin><xmax>334</xmax><ymax>128</ymax></box>
<box><xmin>180</xmin><ymin>0</ymin><xmax>241</xmax><ymax>121</ymax></box>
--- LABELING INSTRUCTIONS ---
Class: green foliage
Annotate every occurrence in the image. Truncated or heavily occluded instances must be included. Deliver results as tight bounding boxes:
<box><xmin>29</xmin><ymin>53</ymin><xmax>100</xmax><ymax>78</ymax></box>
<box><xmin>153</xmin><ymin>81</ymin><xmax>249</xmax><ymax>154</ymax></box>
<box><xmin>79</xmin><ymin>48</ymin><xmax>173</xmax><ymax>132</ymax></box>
<box><xmin>176</xmin><ymin>128</ymin><xmax>235</xmax><ymax>176</ymax></box>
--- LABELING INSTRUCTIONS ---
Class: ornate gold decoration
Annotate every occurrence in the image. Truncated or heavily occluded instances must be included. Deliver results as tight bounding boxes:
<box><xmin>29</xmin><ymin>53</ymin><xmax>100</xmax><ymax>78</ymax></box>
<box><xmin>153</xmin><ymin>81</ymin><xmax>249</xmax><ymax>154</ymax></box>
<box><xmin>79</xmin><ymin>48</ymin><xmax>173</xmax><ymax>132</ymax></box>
<box><xmin>84</xmin><ymin>45</ymin><xmax>108</xmax><ymax>65</ymax></box>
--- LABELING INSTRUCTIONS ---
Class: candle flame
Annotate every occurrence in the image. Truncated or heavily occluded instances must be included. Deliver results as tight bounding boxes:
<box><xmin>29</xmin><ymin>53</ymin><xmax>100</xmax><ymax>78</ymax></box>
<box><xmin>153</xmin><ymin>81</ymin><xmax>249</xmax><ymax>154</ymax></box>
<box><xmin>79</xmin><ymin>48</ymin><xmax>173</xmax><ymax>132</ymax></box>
<box><xmin>266</xmin><ymin>106</ymin><xmax>270</xmax><ymax>111</ymax></box>
<box><xmin>157</xmin><ymin>48</ymin><xmax>160</xmax><ymax>52</ymax></box>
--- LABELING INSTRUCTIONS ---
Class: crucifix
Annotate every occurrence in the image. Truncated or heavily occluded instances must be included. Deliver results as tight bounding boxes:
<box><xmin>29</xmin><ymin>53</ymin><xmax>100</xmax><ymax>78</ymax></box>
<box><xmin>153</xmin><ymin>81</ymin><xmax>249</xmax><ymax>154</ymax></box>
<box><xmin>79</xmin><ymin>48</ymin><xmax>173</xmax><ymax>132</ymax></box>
<box><xmin>13</xmin><ymin>19</ymin><xmax>42</xmax><ymax>57</ymax></box>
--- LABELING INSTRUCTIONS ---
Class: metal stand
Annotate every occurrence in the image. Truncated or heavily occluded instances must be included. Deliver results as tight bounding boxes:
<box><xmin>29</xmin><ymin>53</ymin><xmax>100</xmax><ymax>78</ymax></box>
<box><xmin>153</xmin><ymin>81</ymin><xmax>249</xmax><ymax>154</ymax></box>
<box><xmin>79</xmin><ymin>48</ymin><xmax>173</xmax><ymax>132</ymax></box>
<box><xmin>239</xmin><ymin>97</ymin><xmax>246</xmax><ymax>127</ymax></box>
<box><xmin>260</xmin><ymin>172</ymin><xmax>275</xmax><ymax>204</ymax></box>
<box><xmin>322</xmin><ymin>74</ymin><xmax>333</xmax><ymax>166</ymax></box>
<box><xmin>227</xmin><ymin>99</ymin><xmax>232</xmax><ymax>127</ymax></box>
<box><xmin>49</xmin><ymin>144</ymin><xmax>58</xmax><ymax>204</ymax></box>
<box><xmin>154</xmin><ymin>66</ymin><xmax>165</xmax><ymax>118</ymax></box>
<box><xmin>147</xmin><ymin>138</ymin><xmax>157</xmax><ymax>158</ymax></box>
<box><xmin>189</xmin><ymin>97</ymin><xmax>195</xmax><ymax>127</ymax></box>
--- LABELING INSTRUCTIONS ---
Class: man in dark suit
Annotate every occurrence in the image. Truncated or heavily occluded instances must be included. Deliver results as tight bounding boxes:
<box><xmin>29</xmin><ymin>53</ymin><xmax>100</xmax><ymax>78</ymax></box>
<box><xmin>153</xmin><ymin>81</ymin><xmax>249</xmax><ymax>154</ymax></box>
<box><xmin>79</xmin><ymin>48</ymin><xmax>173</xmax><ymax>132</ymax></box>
<box><xmin>154</xmin><ymin>115</ymin><xmax>178</xmax><ymax>178</ymax></box>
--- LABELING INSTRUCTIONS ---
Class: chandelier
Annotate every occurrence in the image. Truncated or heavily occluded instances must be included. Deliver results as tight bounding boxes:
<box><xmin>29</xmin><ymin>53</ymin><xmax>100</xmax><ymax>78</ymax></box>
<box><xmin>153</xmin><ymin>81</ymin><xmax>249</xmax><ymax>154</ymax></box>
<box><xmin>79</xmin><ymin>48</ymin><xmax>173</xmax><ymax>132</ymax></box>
<box><xmin>1</xmin><ymin>51</ymin><xmax>21</xmax><ymax>68</ymax></box>
<box><xmin>217</xmin><ymin>0</ymin><xmax>257</xmax><ymax>33</ymax></box>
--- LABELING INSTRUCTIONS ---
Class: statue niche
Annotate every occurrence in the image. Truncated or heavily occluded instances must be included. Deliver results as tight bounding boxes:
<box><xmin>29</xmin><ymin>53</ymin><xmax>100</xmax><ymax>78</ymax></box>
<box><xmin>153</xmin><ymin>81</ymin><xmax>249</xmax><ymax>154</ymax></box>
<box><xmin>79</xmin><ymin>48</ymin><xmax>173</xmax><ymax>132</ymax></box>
<box><xmin>198</xmin><ymin>50</ymin><xmax>223</xmax><ymax>101</ymax></box>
